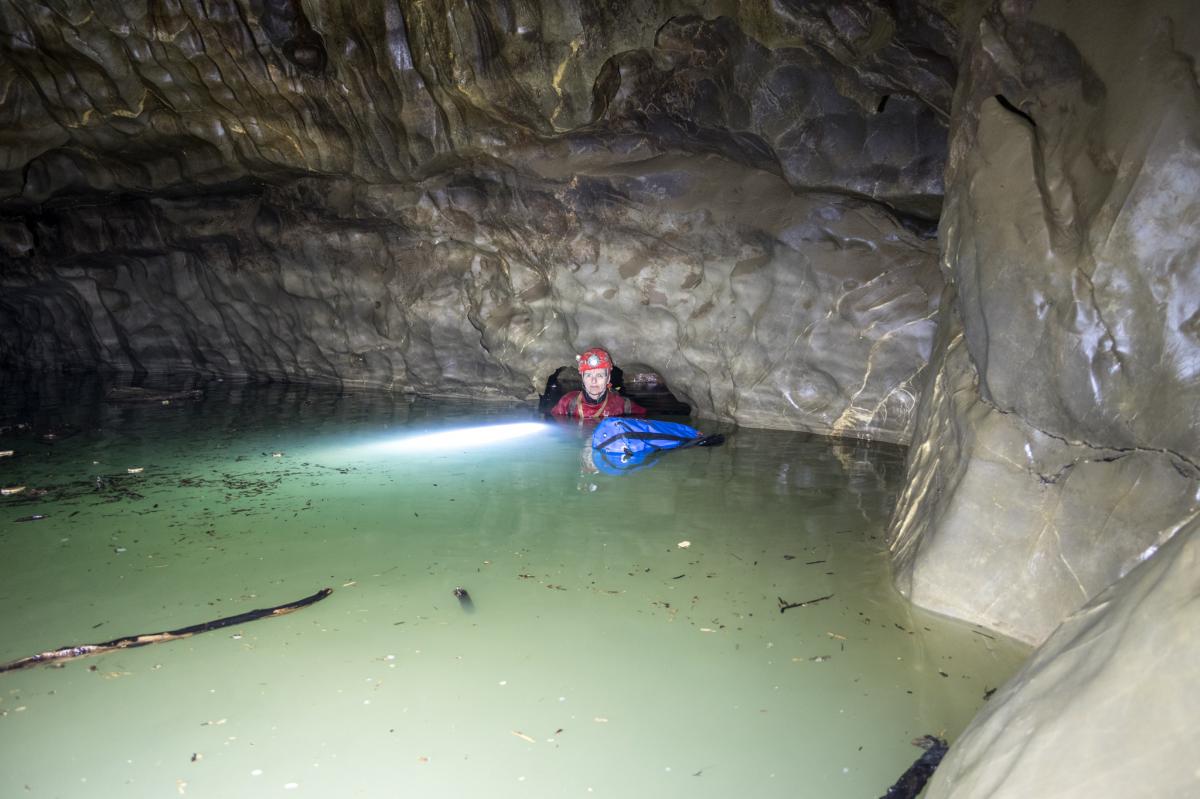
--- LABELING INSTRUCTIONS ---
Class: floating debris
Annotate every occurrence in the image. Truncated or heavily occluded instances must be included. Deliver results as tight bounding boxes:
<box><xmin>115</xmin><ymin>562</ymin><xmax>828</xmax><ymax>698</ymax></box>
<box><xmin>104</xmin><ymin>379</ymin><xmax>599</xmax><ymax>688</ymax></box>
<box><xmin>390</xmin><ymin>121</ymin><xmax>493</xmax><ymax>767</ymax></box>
<box><xmin>1</xmin><ymin>486</ymin><xmax>26</xmax><ymax>496</ymax></box>
<box><xmin>106</xmin><ymin>387</ymin><xmax>202</xmax><ymax>404</ymax></box>
<box><xmin>14</xmin><ymin>514</ymin><xmax>46</xmax><ymax>523</ymax></box>
<box><xmin>0</xmin><ymin>450</ymin><xmax>13</xmax><ymax>458</ymax></box>
<box><xmin>38</xmin><ymin>426</ymin><xmax>80</xmax><ymax>444</ymax></box>
<box><xmin>511</xmin><ymin>731</ymin><xmax>536</xmax><ymax>744</ymax></box>
<box><xmin>677</xmin><ymin>540</ymin><xmax>691</xmax><ymax>548</ymax></box>
<box><xmin>778</xmin><ymin>594</ymin><xmax>834</xmax><ymax>613</ymax></box>
<box><xmin>127</xmin><ymin>467</ymin><xmax>144</xmax><ymax>474</ymax></box>
<box><xmin>0</xmin><ymin>588</ymin><xmax>333</xmax><ymax>674</ymax></box>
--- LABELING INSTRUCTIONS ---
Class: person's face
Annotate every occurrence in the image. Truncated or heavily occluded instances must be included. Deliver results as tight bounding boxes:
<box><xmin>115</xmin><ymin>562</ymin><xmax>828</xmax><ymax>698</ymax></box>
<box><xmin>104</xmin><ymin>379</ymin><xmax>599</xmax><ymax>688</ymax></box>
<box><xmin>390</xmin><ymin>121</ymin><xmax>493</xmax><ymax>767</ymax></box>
<box><xmin>582</xmin><ymin>367</ymin><xmax>610</xmax><ymax>400</ymax></box>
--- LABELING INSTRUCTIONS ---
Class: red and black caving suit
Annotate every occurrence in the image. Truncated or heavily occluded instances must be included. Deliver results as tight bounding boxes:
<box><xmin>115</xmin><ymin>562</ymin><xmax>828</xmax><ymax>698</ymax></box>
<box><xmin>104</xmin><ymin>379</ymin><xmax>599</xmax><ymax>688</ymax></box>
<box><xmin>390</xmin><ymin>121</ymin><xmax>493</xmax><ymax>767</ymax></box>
<box><xmin>551</xmin><ymin>390</ymin><xmax>647</xmax><ymax>420</ymax></box>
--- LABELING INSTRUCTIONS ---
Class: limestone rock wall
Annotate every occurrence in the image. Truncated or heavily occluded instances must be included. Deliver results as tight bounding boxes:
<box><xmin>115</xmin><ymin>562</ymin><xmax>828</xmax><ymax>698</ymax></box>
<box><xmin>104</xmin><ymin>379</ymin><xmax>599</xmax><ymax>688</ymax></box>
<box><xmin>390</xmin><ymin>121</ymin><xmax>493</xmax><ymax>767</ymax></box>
<box><xmin>888</xmin><ymin>4</ymin><xmax>1200</xmax><ymax>788</ymax></box>
<box><xmin>0</xmin><ymin>162</ymin><xmax>941</xmax><ymax>438</ymax></box>
<box><xmin>890</xmin><ymin>288</ymin><xmax>1198</xmax><ymax>644</ymax></box>
<box><xmin>0</xmin><ymin>1</ymin><xmax>957</xmax><ymax>440</ymax></box>
<box><xmin>887</xmin><ymin>0</ymin><xmax>1200</xmax><ymax>648</ymax></box>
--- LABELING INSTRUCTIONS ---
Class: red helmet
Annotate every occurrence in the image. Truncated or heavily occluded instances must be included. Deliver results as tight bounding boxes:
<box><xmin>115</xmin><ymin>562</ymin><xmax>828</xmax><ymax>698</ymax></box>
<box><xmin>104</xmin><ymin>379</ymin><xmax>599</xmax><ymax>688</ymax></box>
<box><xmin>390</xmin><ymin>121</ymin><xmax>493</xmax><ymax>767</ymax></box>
<box><xmin>576</xmin><ymin>347</ymin><xmax>613</xmax><ymax>374</ymax></box>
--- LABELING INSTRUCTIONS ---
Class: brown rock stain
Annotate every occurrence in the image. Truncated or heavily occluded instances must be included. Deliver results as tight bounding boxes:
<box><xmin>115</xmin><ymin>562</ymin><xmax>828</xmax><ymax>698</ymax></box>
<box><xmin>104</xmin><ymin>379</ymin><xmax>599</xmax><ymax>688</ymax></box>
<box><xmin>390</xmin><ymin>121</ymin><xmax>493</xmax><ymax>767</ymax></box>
<box><xmin>732</xmin><ymin>253</ymin><xmax>770</xmax><ymax>278</ymax></box>
<box><xmin>619</xmin><ymin>256</ymin><xmax>648</xmax><ymax>279</ymax></box>
<box><xmin>645</xmin><ymin>289</ymin><xmax>669</xmax><ymax>306</ymax></box>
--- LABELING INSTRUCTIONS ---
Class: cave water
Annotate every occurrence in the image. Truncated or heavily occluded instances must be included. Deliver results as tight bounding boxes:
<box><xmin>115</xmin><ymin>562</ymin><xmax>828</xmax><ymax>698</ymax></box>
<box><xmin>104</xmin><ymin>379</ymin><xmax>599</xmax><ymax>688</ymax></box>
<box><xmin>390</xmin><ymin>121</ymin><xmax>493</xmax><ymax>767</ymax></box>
<box><xmin>0</xmin><ymin>380</ymin><xmax>1027</xmax><ymax>797</ymax></box>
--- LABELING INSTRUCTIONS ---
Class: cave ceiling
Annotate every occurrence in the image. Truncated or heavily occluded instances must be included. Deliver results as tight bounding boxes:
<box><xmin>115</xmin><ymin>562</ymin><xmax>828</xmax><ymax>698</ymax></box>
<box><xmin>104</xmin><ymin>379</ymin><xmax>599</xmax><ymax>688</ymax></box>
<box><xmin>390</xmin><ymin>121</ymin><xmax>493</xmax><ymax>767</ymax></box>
<box><xmin>0</xmin><ymin>0</ymin><xmax>961</xmax><ymax>438</ymax></box>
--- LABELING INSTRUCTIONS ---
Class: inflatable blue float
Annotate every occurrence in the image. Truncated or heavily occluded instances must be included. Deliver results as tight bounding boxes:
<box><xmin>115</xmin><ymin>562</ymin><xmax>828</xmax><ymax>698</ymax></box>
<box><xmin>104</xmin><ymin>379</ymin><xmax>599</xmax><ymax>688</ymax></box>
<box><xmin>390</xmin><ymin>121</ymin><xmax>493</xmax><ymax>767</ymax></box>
<box><xmin>590</xmin><ymin>417</ymin><xmax>725</xmax><ymax>474</ymax></box>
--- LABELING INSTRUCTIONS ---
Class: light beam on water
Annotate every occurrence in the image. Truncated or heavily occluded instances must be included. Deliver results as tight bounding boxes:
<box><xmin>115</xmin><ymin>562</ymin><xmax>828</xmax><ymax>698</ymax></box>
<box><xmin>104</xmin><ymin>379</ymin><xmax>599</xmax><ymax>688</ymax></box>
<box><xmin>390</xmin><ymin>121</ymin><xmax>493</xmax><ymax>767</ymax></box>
<box><xmin>362</xmin><ymin>422</ymin><xmax>549</xmax><ymax>454</ymax></box>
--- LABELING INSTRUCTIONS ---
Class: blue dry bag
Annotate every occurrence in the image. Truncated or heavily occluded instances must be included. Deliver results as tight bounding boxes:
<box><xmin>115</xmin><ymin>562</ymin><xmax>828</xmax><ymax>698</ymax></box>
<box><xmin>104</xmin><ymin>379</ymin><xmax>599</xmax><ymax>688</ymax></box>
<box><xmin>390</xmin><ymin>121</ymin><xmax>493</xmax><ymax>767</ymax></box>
<box><xmin>590</xmin><ymin>418</ymin><xmax>723</xmax><ymax>474</ymax></box>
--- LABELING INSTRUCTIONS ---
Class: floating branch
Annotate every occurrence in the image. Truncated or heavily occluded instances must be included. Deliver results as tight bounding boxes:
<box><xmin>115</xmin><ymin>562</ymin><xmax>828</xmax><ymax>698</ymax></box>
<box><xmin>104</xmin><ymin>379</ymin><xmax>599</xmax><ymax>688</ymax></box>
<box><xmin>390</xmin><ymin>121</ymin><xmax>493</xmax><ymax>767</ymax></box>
<box><xmin>778</xmin><ymin>593</ymin><xmax>833</xmax><ymax>613</ymax></box>
<box><xmin>879</xmin><ymin>735</ymin><xmax>949</xmax><ymax>799</ymax></box>
<box><xmin>0</xmin><ymin>588</ymin><xmax>333</xmax><ymax>674</ymax></box>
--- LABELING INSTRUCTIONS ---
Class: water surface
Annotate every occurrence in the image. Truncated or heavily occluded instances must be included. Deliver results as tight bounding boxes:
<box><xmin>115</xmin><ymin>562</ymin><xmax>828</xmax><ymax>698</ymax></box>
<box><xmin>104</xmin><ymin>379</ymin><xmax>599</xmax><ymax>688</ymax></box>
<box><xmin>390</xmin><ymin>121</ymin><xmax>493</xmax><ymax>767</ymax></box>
<box><xmin>0</xmin><ymin>379</ymin><xmax>1029</xmax><ymax>798</ymax></box>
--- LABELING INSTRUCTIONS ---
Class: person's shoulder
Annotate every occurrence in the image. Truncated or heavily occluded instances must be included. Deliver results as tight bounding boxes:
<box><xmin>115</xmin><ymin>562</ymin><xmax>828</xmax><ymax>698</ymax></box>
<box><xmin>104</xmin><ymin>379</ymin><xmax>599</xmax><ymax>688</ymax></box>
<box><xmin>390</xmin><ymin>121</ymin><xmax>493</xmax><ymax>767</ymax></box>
<box><xmin>606</xmin><ymin>393</ymin><xmax>645</xmax><ymax>415</ymax></box>
<box><xmin>622</xmin><ymin>395</ymin><xmax>647</xmax><ymax>415</ymax></box>
<box><xmin>551</xmin><ymin>391</ymin><xmax>580</xmax><ymax>415</ymax></box>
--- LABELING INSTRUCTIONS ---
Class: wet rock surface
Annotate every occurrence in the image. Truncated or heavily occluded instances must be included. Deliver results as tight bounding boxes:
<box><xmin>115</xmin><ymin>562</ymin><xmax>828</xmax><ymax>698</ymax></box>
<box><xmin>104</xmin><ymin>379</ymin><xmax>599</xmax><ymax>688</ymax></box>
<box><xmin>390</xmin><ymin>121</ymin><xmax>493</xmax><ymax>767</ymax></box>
<box><xmin>0</xmin><ymin>1</ymin><xmax>955</xmax><ymax>440</ymax></box>
<box><xmin>889</xmin><ymin>292</ymin><xmax>1198</xmax><ymax>645</ymax></box>
<box><xmin>0</xmin><ymin>163</ymin><xmax>941</xmax><ymax>438</ymax></box>
<box><xmin>890</xmin><ymin>0</ymin><xmax>1199</xmax><ymax>641</ymax></box>
<box><xmin>925</xmin><ymin>515</ymin><xmax>1200</xmax><ymax>799</ymax></box>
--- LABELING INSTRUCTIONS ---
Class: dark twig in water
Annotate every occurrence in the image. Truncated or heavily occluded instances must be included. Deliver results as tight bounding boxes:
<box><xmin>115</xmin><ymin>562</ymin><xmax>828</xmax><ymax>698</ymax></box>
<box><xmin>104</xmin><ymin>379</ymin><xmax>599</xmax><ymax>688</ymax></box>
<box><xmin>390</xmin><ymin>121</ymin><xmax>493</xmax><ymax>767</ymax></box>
<box><xmin>879</xmin><ymin>735</ymin><xmax>949</xmax><ymax>799</ymax></box>
<box><xmin>778</xmin><ymin>593</ymin><xmax>833</xmax><ymax>613</ymax></box>
<box><xmin>0</xmin><ymin>588</ymin><xmax>333</xmax><ymax>674</ymax></box>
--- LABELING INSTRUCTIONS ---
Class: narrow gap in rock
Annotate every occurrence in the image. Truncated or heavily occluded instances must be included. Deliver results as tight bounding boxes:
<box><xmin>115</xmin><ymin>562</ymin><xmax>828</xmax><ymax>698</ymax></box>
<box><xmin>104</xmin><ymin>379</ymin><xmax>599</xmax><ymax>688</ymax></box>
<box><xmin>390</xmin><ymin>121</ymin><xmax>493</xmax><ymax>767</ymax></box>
<box><xmin>876</xmin><ymin>94</ymin><xmax>890</xmax><ymax>113</ymax></box>
<box><xmin>994</xmin><ymin>94</ymin><xmax>1036</xmax><ymax>127</ymax></box>
<box><xmin>538</xmin><ymin>364</ymin><xmax>691</xmax><ymax>416</ymax></box>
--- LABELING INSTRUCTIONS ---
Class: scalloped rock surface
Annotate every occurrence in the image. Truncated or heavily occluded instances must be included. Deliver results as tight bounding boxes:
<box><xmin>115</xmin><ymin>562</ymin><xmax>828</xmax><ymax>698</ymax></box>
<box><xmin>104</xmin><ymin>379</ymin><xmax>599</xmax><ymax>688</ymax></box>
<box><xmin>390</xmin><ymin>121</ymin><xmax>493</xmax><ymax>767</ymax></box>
<box><xmin>0</xmin><ymin>1</ymin><xmax>958</xmax><ymax>440</ymax></box>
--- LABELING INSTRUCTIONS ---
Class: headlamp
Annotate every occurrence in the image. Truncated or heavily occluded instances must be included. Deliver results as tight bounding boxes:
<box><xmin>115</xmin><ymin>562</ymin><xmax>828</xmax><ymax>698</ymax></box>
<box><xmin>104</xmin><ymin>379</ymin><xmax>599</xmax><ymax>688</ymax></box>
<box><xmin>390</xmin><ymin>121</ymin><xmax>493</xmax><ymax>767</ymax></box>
<box><xmin>577</xmin><ymin>347</ymin><xmax>613</xmax><ymax>373</ymax></box>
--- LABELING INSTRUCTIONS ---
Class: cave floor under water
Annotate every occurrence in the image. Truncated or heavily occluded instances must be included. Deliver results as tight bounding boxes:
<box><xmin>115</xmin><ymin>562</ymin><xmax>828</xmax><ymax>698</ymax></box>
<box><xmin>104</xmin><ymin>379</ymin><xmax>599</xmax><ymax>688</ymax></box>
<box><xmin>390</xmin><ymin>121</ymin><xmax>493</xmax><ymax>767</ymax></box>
<box><xmin>0</xmin><ymin>380</ymin><xmax>1030</xmax><ymax>799</ymax></box>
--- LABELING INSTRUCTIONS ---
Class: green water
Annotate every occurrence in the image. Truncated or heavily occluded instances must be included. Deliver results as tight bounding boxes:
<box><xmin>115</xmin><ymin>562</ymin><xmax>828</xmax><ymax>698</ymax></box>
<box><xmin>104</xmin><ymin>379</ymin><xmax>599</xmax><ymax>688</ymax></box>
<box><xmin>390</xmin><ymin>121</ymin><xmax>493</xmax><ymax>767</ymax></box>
<box><xmin>0</xmin><ymin>380</ymin><xmax>1029</xmax><ymax>798</ymax></box>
